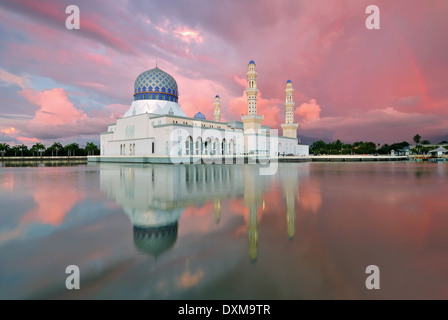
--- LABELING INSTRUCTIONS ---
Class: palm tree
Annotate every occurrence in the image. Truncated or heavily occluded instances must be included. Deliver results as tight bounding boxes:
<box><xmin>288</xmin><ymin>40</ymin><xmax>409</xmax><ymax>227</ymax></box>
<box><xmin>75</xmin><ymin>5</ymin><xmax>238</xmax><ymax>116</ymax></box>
<box><xmin>18</xmin><ymin>144</ymin><xmax>28</xmax><ymax>157</ymax></box>
<box><xmin>0</xmin><ymin>143</ymin><xmax>10</xmax><ymax>158</ymax></box>
<box><xmin>85</xmin><ymin>142</ymin><xmax>99</xmax><ymax>155</ymax></box>
<box><xmin>50</xmin><ymin>142</ymin><xmax>63</xmax><ymax>156</ymax></box>
<box><xmin>413</xmin><ymin>134</ymin><xmax>421</xmax><ymax>145</ymax></box>
<box><xmin>31</xmin><ymin>142</ymin><xmax>46</xmax><ymax>157</ymax></box>
<box><xmin>11</xmin><ymin>145</ymin><xmax>20</xmax><ymax>157</ymax></box>
<box><xmin>65</xmin><ymin>142</ymin><xmax>79</xmax><ymax>157</ymax></box>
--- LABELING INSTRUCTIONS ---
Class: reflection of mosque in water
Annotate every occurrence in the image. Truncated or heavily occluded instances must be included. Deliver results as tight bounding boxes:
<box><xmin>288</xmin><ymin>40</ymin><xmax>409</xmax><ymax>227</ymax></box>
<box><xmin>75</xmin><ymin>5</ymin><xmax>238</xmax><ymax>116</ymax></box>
<box><xmin>99</xmin><ymin>163</ymin><xmax>307</xmax><ymax>261</ymax></box>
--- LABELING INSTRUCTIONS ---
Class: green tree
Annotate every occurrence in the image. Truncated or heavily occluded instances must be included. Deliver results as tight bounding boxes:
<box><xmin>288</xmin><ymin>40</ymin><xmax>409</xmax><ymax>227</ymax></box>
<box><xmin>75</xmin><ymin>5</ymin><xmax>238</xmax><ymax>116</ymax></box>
<box><xmin>377</xmin><ymin>144</ymin><xmax>390</xmax><ymax>155</ymax></box>
<box><xmin>85</xmin><ymin>142</ymin><xmax>99</xmax><ymax>155</ymax></box>
<box><xmin>65</xmin><ymin>142</ymin><xmax>80</xmax><ymax>157</ymax></box>
<box><xmin>0</xmin><ymin>143</ymin><xmax>10</xmax><ymax>157</ymax></box>
<box><xmin>48</xmin><ymin>142</ymin><xmax>63</xmax><ymax>156</ymax></box>
<box><xmin>11</xmin><ymin>145</ymin><xmax>20</xmax><ymax>157</ymax></box>
<box><xmin>413</xmin><ymin>134</ymin><xmax>421</xmax><ymax>144</ymax></box>
<box><xmin>390</xmin><ymin>141</ymin><xmax>410</xmax><ymax>152</ymax></box>
<box><xmin>310</xmin><ymin>140</ymin><xmax>326</xmax><ymax>155</ymax></box>
<box><xmin>421</xmin><ymin>140</ymin><xmax>431</xmax><ymax>145</ymax></box>
<box><xmin>31</xmin><ymin>142</ymin><xmax>46</xmax><ymax>157</ymax></box>
<box><xmin>18</xmin><ymin>144</ymin><xmax>28</xmax><ymax>157</ymax></box>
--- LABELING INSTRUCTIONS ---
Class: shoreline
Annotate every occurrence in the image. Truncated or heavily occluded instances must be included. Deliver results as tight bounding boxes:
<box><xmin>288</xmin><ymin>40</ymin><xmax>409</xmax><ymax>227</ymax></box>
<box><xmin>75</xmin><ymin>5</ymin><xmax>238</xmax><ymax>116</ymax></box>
<box><xmin>2</xmin><ymin>154</ymin><xmax>446</xmax><ymax>165</ymax></box>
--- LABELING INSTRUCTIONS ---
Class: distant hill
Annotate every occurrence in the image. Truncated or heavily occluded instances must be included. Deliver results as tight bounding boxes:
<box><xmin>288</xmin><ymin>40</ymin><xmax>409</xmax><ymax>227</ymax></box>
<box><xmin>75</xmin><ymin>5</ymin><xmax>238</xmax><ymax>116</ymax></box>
<box><xmin>427</xmin><ymin>134</ymin><xmax>448</xmax><ymax>145</ymax></box>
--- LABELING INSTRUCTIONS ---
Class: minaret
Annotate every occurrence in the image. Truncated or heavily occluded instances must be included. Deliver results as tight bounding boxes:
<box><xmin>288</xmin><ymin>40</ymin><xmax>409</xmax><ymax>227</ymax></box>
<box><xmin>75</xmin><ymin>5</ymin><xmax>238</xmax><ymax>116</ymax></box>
<box><xmin>241</xmin><ymin>60</ymin><xmax>264</xmax><ymax>154</ymax></box>
<box><xmin>214</xmin><ymin>95</ymin><xmax>221</xmax><ymax>122</ymax></box>
<box><xmin>281</xmin><ymin>80</ymin><xmax>299</xmax><ymax>138</ymax></box>
<box><xmin>246</xmin><ymin>60</ymin><xmax>258</xmax><ymax>115</ymax></box>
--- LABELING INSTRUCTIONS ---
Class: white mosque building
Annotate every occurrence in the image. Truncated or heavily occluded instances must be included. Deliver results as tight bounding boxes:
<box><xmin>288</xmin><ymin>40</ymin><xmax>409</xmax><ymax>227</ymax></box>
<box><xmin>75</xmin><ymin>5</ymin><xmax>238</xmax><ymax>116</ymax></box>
<box><xmin>94</xmin><ymin>60</ymin><xmax>309</xmax><ymax>163</ymax></box>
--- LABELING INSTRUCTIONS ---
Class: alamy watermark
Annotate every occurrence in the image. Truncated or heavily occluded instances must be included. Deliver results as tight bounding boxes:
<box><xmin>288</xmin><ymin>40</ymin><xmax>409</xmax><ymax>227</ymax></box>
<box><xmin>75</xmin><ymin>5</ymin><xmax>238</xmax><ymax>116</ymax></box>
<box><xmin>65</xmin><ymin>5</ymin><xmax>80</xmax><ymax>30</ymax></box>
<box><xmin>365</xmin><ymin>265</ymin><xmax>380</xmax><ymax>290</ymax></box>
<box><xmin>366</xmin><ymin>5</ymin><xmax>380</xmax><ymax>30</ymax></box>
<box><xmin>65</xmin><ymin>265</ymin><xmax>80</xmax><ymax>290</ymax></box>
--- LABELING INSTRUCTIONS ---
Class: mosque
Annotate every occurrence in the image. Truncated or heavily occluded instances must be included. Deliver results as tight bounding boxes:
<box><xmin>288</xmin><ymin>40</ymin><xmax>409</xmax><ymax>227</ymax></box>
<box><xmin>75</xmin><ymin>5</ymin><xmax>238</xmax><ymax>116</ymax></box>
<box><xmin>96</xmin><ymin>60</ymin><xmax>309</xmax><ymax>162</ymax></box>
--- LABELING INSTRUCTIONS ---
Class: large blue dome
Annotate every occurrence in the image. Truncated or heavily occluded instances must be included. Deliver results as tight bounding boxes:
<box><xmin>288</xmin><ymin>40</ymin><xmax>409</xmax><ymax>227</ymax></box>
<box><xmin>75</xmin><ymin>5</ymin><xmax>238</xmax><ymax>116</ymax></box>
<box><xmin>134</xmin><ymin>67</ymin><xmax>179</xmax><ymax>103</ymax></box>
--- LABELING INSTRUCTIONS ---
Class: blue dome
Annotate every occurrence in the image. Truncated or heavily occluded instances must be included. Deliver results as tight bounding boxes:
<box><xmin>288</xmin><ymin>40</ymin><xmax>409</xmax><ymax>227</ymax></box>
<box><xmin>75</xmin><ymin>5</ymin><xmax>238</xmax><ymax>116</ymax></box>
<box><xmin>286</xmin><ymin>79</ymin><xmax>292</xmax><ymax>83</ymax></box>
<box><xmin>249</xmin><ymin>60</ymin><xmax>255</xmax><ymax>64</ymax></box>
<box><xmin>215</xmin><ymin>94</ymin><xmax>220</xmax><ymax>98</ymax></box>
<box><xmin>134</xmin><ymin>67</ymin><xmax>178</xmax><ymax>103</ymax></box>
<box><xmin>193</xmin><ymin>112</ymin><xmax>206</xmax><ymax>120</ymax></box>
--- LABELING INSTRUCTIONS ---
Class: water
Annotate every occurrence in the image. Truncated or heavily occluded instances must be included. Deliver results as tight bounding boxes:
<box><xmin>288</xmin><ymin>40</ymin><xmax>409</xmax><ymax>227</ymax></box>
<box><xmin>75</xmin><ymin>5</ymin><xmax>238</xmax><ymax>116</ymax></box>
<box><xmin>0</xmin><ymin>161</ymin><xmax>447</xmax><ymax>299</ymax></box>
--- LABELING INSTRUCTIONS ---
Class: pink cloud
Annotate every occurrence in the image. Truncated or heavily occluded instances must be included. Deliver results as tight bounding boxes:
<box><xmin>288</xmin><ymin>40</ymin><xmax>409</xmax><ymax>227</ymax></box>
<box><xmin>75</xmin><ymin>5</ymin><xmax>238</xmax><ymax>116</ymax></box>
<box><xmin>296</xmin><ymin>99</ymin><xmax>322</xmax><ymax>122</ymax></box>
<box><xmin>21</xmin><ymin>88</ymin><xmax>84</xmax><ymax>126</ymax></box>
<box><xmin>16</xmin><ymin>87</ymin><xmax>127</xmax><ymax>140</ymax></box>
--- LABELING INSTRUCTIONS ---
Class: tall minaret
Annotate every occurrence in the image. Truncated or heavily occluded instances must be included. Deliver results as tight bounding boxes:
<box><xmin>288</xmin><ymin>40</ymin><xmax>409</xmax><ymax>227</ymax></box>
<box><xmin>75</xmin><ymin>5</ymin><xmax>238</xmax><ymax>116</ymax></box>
<box><xmin>241</xmin><ymin>60</ymin><xmax>263</xmax><ymax>154</ymax></box>
<box><xmin>214</xmin><ymin>95</ymin><xmax>221</xmax><ymax>122</ymax></box>
<box><xmin>246</xmin><ymin>60</ymin><xmax>258</xmax><ymax>115</ymax></box>
<box><xmin>281</xmin><ymin>80</ymin><xmax>299</xmax><ymax>138</ymax></box>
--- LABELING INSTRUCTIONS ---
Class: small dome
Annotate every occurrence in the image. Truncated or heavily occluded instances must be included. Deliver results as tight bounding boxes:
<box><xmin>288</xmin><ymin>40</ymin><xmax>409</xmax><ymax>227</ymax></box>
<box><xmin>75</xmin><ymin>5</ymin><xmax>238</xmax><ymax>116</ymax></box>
<box><xmin>249</xmin><ymin>60</ymin><xmax>255</xmax><ymax>64</ymax></box>
<box><xmin>134</xmin><ymin>67</ymin><xmax>178</xmax><ymax>103</ymax></box>
<box><xmin>215</xmin><ymin>94</ymin><xmax>220</xmax><ymax>98</ymax></box>
<box><xmin>286</xmin><ymin>79</ymin><xmax>292</xmax><ymax>83</ymax></box>
<box><xmin>193</xmin><ymin>112</ymin><xmax>206</xmax><ymax>120</ymax></box>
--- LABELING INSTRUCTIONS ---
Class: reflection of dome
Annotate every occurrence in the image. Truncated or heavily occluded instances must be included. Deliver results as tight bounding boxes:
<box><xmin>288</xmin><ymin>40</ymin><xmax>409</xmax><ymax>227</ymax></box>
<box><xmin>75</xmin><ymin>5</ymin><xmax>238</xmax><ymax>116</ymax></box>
<box><xmin>133</xmin><ymin>67</ymin><xmax>179</xmax><ymax>103</ymax></box>
<box><xmin>133</xmin><ymin>222</ymin><xmax>178</xmax><ymax>257</ymax></box>
<box><xmin>193</xmin><ymin>112</ymin><xmax>206</xmax><ymax>120</ymax></box>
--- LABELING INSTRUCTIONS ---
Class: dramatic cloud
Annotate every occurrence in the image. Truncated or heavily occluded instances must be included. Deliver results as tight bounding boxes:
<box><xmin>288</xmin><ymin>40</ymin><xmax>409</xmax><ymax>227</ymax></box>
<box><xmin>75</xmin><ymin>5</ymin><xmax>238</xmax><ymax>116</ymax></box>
<box><xmin>296</xmin><ymin>99</ymin><xmax>322</xmax><ymax>122</ymax></box>
<box><xmin>0</xmin><ymin>0</ymin><xmax>447</xmax><ymax>145</ymax></box>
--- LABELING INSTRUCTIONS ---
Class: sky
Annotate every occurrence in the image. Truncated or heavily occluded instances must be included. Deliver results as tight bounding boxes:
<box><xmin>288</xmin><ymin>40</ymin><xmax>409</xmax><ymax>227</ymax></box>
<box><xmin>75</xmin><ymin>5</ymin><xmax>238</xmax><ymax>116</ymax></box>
<box><xmin>0</xmin><ymin>0</ymin><xmax>447</xmax><ymax>147</ymax></box>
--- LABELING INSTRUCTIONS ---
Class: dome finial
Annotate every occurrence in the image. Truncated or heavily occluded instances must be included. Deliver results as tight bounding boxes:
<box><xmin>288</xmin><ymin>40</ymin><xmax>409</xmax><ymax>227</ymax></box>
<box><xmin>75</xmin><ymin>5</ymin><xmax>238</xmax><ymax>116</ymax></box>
<box><xmin>156</xmin><ymin>59</ymin><xmax>158</xmax><ymax>68</ymax></box>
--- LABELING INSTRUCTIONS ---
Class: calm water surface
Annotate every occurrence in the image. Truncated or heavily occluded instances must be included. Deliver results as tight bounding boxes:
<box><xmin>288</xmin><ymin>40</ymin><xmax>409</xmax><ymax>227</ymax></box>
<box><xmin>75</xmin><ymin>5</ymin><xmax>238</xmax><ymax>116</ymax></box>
<box><xmin>0</xmin><ymin>161</ymin><xmax>447</xmax><ymax>299</ymax></box>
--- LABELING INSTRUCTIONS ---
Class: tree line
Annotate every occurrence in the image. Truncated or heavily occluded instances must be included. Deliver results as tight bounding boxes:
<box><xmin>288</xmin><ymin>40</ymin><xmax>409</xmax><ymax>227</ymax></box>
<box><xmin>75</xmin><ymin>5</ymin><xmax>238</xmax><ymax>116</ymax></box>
<box><xmin>310</xmin><ymin>134</ymin><xmax>448</xmax><ymax>156</ymax></box>
<box><xmin>0</xmin><ymin>142</ymin><xmax>99</xmax><ymax>157</ymax></box>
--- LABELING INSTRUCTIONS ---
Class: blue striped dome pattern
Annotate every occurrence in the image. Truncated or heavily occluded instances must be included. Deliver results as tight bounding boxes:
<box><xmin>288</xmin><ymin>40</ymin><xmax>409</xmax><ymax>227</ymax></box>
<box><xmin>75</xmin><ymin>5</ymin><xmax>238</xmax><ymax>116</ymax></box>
<box><xmin>134</xmin><ymin>67</ymin><xmax>179</xmax><ymax>102</ymax></box>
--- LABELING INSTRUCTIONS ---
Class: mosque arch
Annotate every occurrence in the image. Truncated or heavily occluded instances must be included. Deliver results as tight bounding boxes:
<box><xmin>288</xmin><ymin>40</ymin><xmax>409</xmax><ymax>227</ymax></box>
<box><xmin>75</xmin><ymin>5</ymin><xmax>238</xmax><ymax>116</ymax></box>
<box><xmin>195</xmin><ymin>136</ymin><xmax>202</xmax><ymax>155</ymax></box>
<box><xmin>213</xmin><ymin>138</ymin><xmax>220</xmax><ymax>156</ymax></box>
<box><xmin>229</xmin><ymin>139</ymin><xmax>235</xmax><ymax>155</ymax></box>
<box><xmin>185</xmin><ymin>136</ymin><xmax>193</xmax><ymax>155</ymax></box>
<box><xmin>222</xmin><ymin>138</ymin><xmax>226</xmax><ymax>155</ymax></box>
